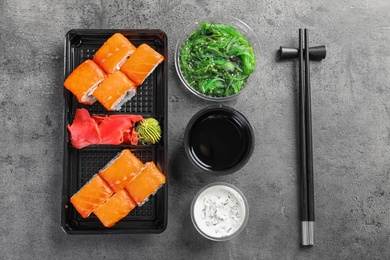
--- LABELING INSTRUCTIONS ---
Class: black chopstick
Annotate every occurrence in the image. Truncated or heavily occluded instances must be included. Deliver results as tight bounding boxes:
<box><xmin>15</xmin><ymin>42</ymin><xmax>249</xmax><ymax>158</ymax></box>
<box><xmin>300</xmin><ymin>28</ymin><xmax>314</xmax><ymax>246</ymax></box>
<box><xmin>304</xmin><ymin>28</ymin><xmax>315</xmax><ymax>245</ymax></box>
<box><xmin>298</xmin><ymin>29</ymin><xmax>308</xmax><ymax>240</ymax></box>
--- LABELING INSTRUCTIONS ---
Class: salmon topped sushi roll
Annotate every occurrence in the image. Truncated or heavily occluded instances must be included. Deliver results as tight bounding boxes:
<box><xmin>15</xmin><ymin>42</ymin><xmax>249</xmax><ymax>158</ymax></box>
<box><xmin>70</xmin><ymin>174</ymin><xmax>114</xmax><ymax>218</ymax></box>
<box><xmin>93</xmin><ymin>71</ymin><xmax>137</xmax><ymax>111</ymax></box>
<box><xmin>120</xmin><ymin>43</ymin><xmax>164</xmax><ymax>86</ymax></box>
<box><xmin>93</xmin><ymin>71</ymin><xmax>137</xmax><ymax>110</ymax></box>
<box><xmin>99</xmin><ymin>149</ymin><xmax>144</xmax><ymax>192</ymax></box>
<box><xmin>125</xmin><ymin>161</ymin><xmax>166</xmax><ymax>206</ymax></box>
<box><xmin>93</xmin><ymin>33</ymin><xmax>136</xmax><ymax>74</ymax></box>
<box><xmin>93</xmin><ymin>189</ymin><xmax>137</xmax><ymax>228</ymax></box>
<box><xmin>64</xmin><ymin>60</ymin><xmax>106</xmax><ymax>105</ymax></box>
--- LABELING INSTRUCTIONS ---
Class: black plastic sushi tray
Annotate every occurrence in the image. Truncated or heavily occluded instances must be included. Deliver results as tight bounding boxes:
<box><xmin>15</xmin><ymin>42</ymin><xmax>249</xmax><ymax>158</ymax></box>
<box><xmin>61</xmin><ymin>29</ymin><xmax>168</xmax><ymax>234</ymax></box>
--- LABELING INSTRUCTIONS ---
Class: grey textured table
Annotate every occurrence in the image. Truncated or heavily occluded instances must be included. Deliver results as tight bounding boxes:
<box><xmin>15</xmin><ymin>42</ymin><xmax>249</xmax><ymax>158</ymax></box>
<box><xmin>1</xmin><ymin>0</ymin><xmax>389</xmax><ymax>259</ymax></box>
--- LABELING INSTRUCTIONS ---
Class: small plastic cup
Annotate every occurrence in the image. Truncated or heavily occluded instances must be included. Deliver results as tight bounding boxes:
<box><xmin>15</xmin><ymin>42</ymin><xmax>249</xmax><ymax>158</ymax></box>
<box><xmin>174</xmin><ymin>16</ymin><xmax>260</xmax><ymax>101</ymax></box>
<box><xmin>184</xmin><ymin>105</ymin><xmax>255</xmax><ymax>175</ymax></box>
<box><xmin>191</xmin><ymin>182</ymin><xmax>249</xmax><ymax>241</ymax></box>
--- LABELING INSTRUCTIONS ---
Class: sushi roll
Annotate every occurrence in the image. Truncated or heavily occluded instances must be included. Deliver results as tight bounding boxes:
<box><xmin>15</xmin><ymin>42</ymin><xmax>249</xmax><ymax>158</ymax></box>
<box><xmin>99</xmin><ymin>149</ymin><xmax>144</xmax><ymax>192</ymax></box>
<box><xmin>120</xmin><ymin>43</ymin><xmax>164</xmax><ymax>86</ymax></box>
<box><xmin>64</xmin><ymin>60</ymin><xmax>106</xmax><ymax>105</ymax></box>
<box><xmin>125</xmin><ymin>161</ymin><xmax>166</xmax><ymax>206</ymax></box>
<box><xmin>93</xmin><ymin>33</ymin><xmax>136</xmax><ymax>74</ymax></box>
<box><xmin>93</xmin><ymin>189</ymin><xmax>137</xmax><ymax>228</ymax></box>
<box><xmin>92</xmin><ymin>71</ymin><xmax>137</xmax><ymax>111</ymax></box>
<box><xmin>70</xmin><ymin>174</ymin><xmax>114</xmax><ymax>218</ymax></box>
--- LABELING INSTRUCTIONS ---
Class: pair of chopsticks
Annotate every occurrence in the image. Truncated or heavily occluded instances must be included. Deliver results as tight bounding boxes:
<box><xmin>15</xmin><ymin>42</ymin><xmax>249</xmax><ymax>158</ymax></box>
<box><xmin>279</xmin><ymin>29</ymin><xmax>325</xmax><ymax>246</ymax></box>
<box><xmin>298</xmin><ymin>28</ymin><xmax>314</xmax><ymax>246</ymax></box>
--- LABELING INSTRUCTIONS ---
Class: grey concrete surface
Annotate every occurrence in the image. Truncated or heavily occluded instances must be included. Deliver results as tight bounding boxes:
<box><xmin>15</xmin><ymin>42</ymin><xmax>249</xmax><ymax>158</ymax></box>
<box><xmin>1</xmin><ymin>0</ymin><xmax>389</xmax><ymax>259</ymax></box>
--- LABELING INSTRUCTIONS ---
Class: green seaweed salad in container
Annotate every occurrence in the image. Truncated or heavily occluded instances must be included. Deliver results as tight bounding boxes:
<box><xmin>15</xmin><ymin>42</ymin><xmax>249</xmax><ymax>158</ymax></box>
<box><xmin>175</xmin><ymin>17</ymin><xmax>259</xmax><ymax>101</ymax></box>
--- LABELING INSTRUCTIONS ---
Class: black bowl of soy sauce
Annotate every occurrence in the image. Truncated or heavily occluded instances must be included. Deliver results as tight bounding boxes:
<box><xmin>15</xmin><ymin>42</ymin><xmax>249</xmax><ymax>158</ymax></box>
<box><xmin>184</xmin><ymin>105</ymin><xmax>255</xmax><ymax>175</ymax></box>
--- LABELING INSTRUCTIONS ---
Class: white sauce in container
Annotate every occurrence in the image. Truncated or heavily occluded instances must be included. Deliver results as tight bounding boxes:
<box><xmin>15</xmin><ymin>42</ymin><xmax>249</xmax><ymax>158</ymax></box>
<box><xmin>191</xmin><ymin>183</ymin><xmax>248</xmax><ymax>240</ymax></box>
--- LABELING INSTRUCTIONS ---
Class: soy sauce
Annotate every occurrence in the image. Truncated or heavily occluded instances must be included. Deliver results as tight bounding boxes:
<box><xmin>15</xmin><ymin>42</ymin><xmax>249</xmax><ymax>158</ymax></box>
<box><xmin>189</xmin><ymin>114</ymin><xmax>247</xmax><ymax>170</ymax></box>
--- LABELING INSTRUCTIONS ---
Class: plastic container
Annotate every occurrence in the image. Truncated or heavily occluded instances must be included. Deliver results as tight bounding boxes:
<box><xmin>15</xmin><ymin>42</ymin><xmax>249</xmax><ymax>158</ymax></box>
<box><xmin>191</xmin><ymin>182</ymin><xmax>249</xmax><ymax>241</ymax></box>
<box><xmin>61</xmin><ymin>29</ymin><xmax>168</xmax><ymax>234</ymax></box>
<box><xmin>184</xmin><ymin>105</ymin><xmax>254</xmax><ymax>175</ymax></box>
<box><xmin>174</xmin><ymin>16</ymin><xmax>260</xmax><ymax>101</ymax></box>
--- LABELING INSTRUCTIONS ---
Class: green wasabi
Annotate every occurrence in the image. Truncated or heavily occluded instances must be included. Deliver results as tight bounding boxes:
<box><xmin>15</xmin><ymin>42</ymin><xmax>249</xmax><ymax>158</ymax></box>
<box><xmin>180</xmin><ymin>22</ymin><xmax>256</xmax><ymax>97</ymax></box>
<box><xmin>136</xmin><ymin>118</ymin><xmax>162</xmax><ymax>145</ymax></box>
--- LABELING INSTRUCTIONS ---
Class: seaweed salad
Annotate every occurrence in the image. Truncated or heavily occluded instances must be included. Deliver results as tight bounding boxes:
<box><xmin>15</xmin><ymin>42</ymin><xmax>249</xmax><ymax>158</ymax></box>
<box><xmin>180</xmin><ymin>22</ymin><xmax>256</xmax><ymax>97</ymax></box>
